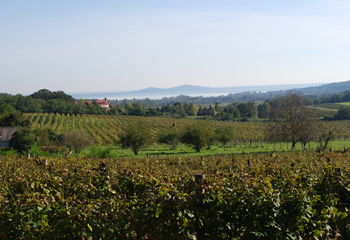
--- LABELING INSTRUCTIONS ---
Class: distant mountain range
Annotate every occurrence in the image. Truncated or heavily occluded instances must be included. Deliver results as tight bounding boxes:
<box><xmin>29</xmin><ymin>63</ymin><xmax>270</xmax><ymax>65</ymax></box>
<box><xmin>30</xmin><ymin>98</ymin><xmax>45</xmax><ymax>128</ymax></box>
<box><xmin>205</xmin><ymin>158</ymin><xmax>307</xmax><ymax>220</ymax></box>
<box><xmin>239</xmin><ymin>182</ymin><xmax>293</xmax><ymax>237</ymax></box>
<box><xmin>294</xmin><ymin>80</ymin><xmax>350</xmax><ymax>94</ymax></box>
<box><xmin>70</xmin><ymin>81</ymin><xmax>350</xmax><ymax>100</ymax></box>
<box><xmin>130</xmin><ymin>85</ymin><xmax>212</xmax><ymax>94</ymax></box>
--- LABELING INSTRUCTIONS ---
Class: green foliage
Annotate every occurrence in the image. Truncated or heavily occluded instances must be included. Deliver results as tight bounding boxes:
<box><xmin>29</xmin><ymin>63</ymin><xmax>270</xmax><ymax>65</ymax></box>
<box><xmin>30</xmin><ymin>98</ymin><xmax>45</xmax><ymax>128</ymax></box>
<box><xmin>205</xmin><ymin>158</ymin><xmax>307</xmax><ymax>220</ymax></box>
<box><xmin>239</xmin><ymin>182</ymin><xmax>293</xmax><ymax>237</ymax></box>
<box><xmin>118</xmin><ymin>121</ymin><xmax>153</xmax><ymax>155</ymax></box>
<box><xmin>1</xmin><ymin>152</ymin><xmax>350</xmax><ymax>239</ymax></box>
<box><xmin>63</xmin><ymin>129</ymin><xmax>94</xmax><ymax>153</ymax></box>
<box><xmin>0</xmin><ymin>111</ymin><xmax>30</xmax><ymax>127</ymax></box>
<box><xmin>215</xmin><ymin>125</ymin><xmax>235</xmax><ymax>148</ymax></box>
<box><xmin>9</xmin><ymin>127</ymin><xmax>35</xmax><ymax>153</ymax></box>
<box><xmin>88</xmin><ymin>146</ymin><xmax>116</xmax><ymax>158</ymax></box>
<box><xmin>158</xmin><ymin>128</ymin><xmax>182</xmax><ymax>150</ymax></box>
<box><xmin>32</xmin><ymin>128</ymin><xmax>62</xmax><ymax>146</ymax></box>
<box><xmin>267</xmin><ymin>91</ymin><xmax>319</xmax><ymax>148</ymax></box>
<box><xmin>30</xmin><ymin>89</ymin><xmax>75</xmax><ymax>102</ymax></box>
<box><xmin>335</xmin><ymin>106</ymin><xmax>350</xmax><ymax>120</ymax></box>
<box><xmin>181</xmin><ymin>120</ymin><xmax>213</xmax><ymax>152</ymax></box>
<box><xmin>258</xmin><ymin>101</ymin><xmax>270</xmax><ymax>118</ymax></box>
<box><xmin>0</xmin><ymin>103</ymin><xmax>17</xmax><ymax>115</ymax></box>
<box><xmin>237</xmin><ymin>102</ymin><xmax>250</xmax><ymax>118</ymax></box>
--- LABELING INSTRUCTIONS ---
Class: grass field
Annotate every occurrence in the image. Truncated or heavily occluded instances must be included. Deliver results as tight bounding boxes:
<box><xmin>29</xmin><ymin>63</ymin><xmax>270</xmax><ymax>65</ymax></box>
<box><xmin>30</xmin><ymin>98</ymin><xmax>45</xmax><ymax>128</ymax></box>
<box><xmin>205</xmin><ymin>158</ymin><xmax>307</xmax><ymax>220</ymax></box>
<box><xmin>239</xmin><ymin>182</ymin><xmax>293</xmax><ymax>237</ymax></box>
<box><xmin>77</xmin><ymin>138</ymin><xmax>350</xmax><ymax>159</ymax></box>
<box><xmin>315</xmin><ymin>102</ymin><xmax>350</xmax><ymax>109</ymax></box>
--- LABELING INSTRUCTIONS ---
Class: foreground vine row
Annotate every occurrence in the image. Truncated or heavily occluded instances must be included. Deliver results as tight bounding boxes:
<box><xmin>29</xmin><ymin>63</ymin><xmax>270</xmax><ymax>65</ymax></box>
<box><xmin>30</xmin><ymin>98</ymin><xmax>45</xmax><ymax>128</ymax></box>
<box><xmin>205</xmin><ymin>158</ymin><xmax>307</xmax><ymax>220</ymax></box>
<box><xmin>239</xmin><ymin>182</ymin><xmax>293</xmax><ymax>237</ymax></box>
<box><xmin>1</xmin><ymin>151</ymin><xmax>350</xmax><ymax>239</ymax></box>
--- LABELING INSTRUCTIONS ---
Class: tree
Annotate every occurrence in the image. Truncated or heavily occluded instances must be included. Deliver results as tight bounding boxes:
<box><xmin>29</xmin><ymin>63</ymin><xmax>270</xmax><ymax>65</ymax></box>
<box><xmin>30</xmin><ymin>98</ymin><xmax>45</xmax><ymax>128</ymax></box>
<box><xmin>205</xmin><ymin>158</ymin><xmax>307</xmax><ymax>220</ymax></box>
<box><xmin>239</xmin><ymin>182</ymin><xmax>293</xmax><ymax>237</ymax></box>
<box><xmin>226</xmin><ymin>104</ymin><xmax>236</xmax><ymax>117</ymax></box>
<box><xmin>158</xmin><ymin>128</ymin><xmax>181</xmax><ymax>150</ymax></box>
<box><xmin>266</xmin><ymin>92</ymin><xmax>318</xmax><ymax>148</ymax></box>
<box><xmin>118</xmin><ymin>121</ymin><xmax>153</xmax><ymax>155</ymax></box>
<box><xmin>181</xmin><ymin>120</ymin><xmax>213</xmax><ymax>152</ymax></box>
<box><xmin>9</xmin><ymin>127</ymin><xmax>35</xmax><ymax>153</ymax></box>
<box><xmin>0</xmin><ymin>112</ymin><xmax>30</xmax><ymax>127</ymax></box>
<box><xmin>247</xmin><ymin>102</ymin><xmax>258</xmax><ymax>118</ymax></box>
<box><xmin>63</xmin><ymin>129</ymin><xmax>94</xmax><ymax>153</ymax></box>
<box><xmin>237</xmin><ymin>103</ymin><xmax>250</xmax><ymax>118</ymax></box>
<box><xmin>189</xmin><ymin>103</ymin><xmax>198</xmax><ymax>117</ymax></box>
<box><xmin>0</xmin><ymin>103</ymin><xmax>17</xmax><ymax>115</ymax></box>
<box><xmin>215</xmin><ymin>125</ymin><xmax>235</xmax><ymax>149</ymax></box>
<box><xmin>334</xmin><ymin>106</ymin><xmax>350</xmax><ymax>120</ymax></box>
<box><xmin>124</xmin><ymin>100</ymin><xmax>132</xmax><ymax>110</ymax></box>
<box><xmin>316</xmin><ymin>125</ymin><xmax>336</xmax><ymax>151</ymax></box>
<box><xmin>258</xmin><ymin>102</ymin><xmax>270</xmax><ymax>118</ymax></box>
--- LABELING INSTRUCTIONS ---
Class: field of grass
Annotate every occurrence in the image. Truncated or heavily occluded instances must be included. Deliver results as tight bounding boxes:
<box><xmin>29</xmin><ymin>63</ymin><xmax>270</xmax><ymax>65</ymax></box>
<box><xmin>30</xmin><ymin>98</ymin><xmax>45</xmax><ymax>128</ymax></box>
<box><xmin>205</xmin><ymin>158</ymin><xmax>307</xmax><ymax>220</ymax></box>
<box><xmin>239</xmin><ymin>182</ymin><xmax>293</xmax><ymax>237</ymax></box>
<box><xmin>315</xmin><ymin>103</ymin><xmax>349</xmax><ymax>110</ymax></box>
<box><xmin>78</xmin><ymin>138</ymin><xmax>350</xmax><ymax>159</ymax></box>
<box><xmin>339</xmin><ymin>102</ymin><xmax>350</xmax><ymax>106</ymax></box>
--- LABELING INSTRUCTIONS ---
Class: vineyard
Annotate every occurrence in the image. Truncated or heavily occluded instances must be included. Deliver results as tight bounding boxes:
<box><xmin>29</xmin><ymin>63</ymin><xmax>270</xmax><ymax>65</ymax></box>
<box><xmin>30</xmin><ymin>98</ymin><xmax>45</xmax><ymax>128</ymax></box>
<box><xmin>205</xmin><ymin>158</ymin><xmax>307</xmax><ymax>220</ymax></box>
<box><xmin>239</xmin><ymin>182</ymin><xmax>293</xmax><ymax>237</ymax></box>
<box><xmin>23</xmin><ymin>113</ymin><xmax>350</xmax><ymax>148</ymax></box>
<box><xmin>1</xmin><ymin>152</ymin><xmax>350</xmax><ymax>239</ymax></box>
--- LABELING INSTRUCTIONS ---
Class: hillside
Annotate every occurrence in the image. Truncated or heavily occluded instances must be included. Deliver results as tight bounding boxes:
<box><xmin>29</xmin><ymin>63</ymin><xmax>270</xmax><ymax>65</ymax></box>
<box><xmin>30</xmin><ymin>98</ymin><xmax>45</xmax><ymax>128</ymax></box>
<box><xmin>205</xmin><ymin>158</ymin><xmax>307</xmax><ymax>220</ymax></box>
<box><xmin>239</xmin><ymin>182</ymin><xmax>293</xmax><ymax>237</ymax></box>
<box><xmin>298</xmin><ymin>80</ymin><xmax>350</xmax><ymax>95</ymax></box>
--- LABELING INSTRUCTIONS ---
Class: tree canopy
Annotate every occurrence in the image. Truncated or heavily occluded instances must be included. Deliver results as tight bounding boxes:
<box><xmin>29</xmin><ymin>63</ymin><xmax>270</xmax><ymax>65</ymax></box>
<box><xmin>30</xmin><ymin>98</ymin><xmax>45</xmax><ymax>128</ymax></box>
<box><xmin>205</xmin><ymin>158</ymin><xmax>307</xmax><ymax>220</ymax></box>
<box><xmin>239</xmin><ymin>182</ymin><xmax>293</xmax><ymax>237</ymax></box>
<box><xmin>118</xmin><ymin>121</ymin><xmax>153</xmax><ymax>155</ymax></box>
<box><xmin>266</xmin><ymin>92</ymin><xmax>318</xmax><ymax>148</ymax></box>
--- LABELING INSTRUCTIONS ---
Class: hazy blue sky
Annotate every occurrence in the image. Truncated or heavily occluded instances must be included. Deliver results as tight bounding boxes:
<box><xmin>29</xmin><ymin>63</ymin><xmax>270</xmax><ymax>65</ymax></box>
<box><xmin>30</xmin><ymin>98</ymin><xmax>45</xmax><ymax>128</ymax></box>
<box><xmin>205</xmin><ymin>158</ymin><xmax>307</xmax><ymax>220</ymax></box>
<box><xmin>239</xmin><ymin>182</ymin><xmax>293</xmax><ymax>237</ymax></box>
<box><xmin>1</xmin><ymin>0</ymin><xmax>350</xmax><ymax>94</ymax></box>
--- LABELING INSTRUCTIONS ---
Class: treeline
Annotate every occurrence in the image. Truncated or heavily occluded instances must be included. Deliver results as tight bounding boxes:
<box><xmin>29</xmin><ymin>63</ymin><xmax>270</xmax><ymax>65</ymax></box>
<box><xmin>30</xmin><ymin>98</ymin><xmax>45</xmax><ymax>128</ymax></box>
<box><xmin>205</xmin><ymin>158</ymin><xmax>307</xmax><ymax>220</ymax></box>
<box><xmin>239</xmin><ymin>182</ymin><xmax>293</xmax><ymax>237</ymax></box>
<box><xmin>0</xmin><ymin>89</ymin><xmax>109</xmax><ymax>115</ymax></box>
<box><xmin>109</xmin><ymin>91</ymin><xmax>268</xmax><ymax>107</ymax></box>
<box><xmin>313</xmin><ymin>90</ymin><xmax>350</xmax><ymax>104</ymax></box>
<box><xmin>3</xmin><ymin>88</ymin><xmax>350</xmax><ymax>120</ymax></box>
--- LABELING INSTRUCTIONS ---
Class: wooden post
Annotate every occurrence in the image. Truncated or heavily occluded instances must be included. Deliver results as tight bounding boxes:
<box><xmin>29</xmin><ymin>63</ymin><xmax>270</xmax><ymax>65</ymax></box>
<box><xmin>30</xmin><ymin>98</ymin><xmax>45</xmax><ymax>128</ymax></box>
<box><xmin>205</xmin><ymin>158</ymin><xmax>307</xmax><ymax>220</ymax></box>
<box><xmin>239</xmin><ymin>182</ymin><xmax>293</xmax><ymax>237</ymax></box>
<box><xmin>242</xmin><ymin>151</ymin><xmax>245</xmax><ymax>156</ymax></box>
<box><xmin>157</xmin><ymin>153</ymin><xmax>159</xmax><ymax>157</ymax></box>
<box><xmin>195</xmin><ymin>173</ymin><xmax>205</xmax><ymax>184</ymax></box>
<box><xmin>27</xmin><ymin>150</ymin><xmax>30</xmax><ymax>159</ymax></box>
<box><xmin>99</xmin><ymin>162</ymin><xmax>109</xmax><ymax>176</ymax></box>
<box><xmin>147</xmin><ymin>152</ymin><xmax>149</xmax><ymax>158</ymax></box>
<box><xmin>247</xmin><ymin>159</ymin><xmax>250</xmax><ymax>166</ymax></box>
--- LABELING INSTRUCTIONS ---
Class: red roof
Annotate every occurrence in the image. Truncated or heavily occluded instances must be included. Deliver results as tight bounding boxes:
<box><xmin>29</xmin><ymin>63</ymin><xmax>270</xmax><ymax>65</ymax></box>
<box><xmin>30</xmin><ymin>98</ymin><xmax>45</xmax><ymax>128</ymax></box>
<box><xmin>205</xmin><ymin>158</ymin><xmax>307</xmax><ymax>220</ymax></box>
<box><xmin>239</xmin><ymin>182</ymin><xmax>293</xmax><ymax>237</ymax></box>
<box><xmin>85</xmin><ymin>100</ymin><xmax>114</xmax><ymax>108</ymax></box>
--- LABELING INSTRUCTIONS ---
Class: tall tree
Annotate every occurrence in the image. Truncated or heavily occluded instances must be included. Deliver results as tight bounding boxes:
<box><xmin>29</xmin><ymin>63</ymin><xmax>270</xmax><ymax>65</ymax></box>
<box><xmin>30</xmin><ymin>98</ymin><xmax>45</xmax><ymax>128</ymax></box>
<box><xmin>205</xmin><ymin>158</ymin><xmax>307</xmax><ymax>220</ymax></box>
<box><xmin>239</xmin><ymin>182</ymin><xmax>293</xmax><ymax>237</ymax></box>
<box><xmin>189</xmin><ymin>103</ymin><xmax>198</xmax><ymax>117</ymax></box>
<box><xmin>247</xmin><ymin>102</ymin><xmax>258</xmax><ymax>118</ymax></box>
<box><xmin>237</xmin><ymin>103</ymin><xmax>250</xmax><ymax>118</ymax></box>
<box><xmin>266</xmin><ymin>92</ymin><xmax>318</xmax><ymax>148</ymax></box>
<box><xmin>258</xmin><ymin>102</ymin><xmax>270</xmax><ymax>119</ymax></box>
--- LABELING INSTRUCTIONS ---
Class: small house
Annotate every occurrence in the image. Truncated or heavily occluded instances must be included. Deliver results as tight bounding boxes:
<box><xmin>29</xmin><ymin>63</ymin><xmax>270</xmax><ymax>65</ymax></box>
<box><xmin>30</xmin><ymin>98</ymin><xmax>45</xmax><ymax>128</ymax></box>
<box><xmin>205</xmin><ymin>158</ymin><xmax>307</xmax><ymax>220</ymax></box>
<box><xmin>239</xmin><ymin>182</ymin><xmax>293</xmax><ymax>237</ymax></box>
<box><xmin>85</xmin><ymin>98</ymin><xmax>114</xmax><ymax>110</ymax></box>
<box><xmin>0</xmin><ymin>126</ymin><xmax>20</xmax><ymax>148</ymax></box>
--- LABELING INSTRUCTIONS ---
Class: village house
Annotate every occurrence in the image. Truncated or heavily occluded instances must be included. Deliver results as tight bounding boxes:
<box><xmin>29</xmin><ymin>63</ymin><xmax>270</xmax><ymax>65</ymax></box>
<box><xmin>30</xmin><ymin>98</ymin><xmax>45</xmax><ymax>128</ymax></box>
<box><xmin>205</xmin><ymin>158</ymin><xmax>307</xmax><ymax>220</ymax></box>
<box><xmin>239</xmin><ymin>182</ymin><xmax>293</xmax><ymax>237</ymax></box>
<box><xmin>85</xmin><ymin>98</ymin><xmax>114</xmax><ymax>110</ymax></box>
<box><xmin>0</xmin><ymin>126</ymin><xmax>20</xmax><ymax>148</ymax></box>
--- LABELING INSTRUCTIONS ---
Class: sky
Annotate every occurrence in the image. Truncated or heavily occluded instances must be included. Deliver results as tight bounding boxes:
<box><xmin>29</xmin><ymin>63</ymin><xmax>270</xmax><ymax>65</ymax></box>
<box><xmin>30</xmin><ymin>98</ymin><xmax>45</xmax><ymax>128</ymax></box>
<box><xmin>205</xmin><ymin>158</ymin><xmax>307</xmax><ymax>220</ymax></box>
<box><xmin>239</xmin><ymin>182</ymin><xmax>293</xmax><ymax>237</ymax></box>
<box><xmin>1</xmin><ymin>0</ymin><xmax>350</xmax><ymax>95</ymax></box>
